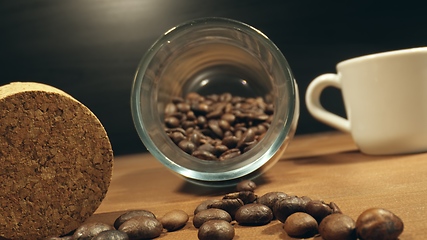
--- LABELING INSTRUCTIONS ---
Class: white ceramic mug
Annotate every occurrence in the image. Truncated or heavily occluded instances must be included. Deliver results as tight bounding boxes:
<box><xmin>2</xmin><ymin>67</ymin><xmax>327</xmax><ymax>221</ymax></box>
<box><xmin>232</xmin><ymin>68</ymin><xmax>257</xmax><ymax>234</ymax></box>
<box><xmin>306</xmin><ymin>47</ymin><xmax>427</xmax><ymax>155</ymax></box>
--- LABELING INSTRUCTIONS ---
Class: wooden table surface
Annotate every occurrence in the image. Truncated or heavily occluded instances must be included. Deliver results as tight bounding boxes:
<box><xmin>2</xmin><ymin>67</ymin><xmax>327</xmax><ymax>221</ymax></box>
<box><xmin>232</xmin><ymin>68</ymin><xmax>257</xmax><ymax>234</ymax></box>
<box><xmin>89</xmin><ymin>131</ymin><xmax>426</xmax><ymax>239</ymax></box>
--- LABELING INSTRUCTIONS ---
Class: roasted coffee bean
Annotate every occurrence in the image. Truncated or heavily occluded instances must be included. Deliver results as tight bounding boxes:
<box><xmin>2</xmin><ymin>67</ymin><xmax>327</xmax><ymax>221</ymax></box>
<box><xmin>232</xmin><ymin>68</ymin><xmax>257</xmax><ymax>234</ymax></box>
<box><xmin>283</xmin><ymin>212</ymin><xmax>318</xmax><ymax>238</ymax></box>
<box><xmin>208</xmin><ymin>120</ymin><xmax>223</xmax><ymax>138</ymax></box>
<box><xmin>189</xmin><ymin>132</ymin><xmax>202</xmax><ymax>146</ymax></box>
<box><xmin>164</xmin><ymin>92</ymin><xmax>274</xmax><ymax>161</ymax></box>
<box><xmin>196</xmin><ymin>143</ymin><xmax>215</xmax><ymax>154</ymax></box>
<box><xmin>92</xmin><ymin>230</ymin><xmax>129</xmax><ymax>240</ymax></box>
<box><xmin>223</xmin><ymin>191</ymin><xmax>257</xmax><ymax>204</ymax></box>
<box><xmin>300</xmin><ymin>195</ymin><xmax>313</xmax><ymax>206</ymax></box>
<box><xmin>235</xmin><ymin>203</ymin><xmax>273</xmax><ymax>226</ymax></box>
<box><xmin>319</xmin><ymin>213</ymin><xmax>357</xmax><ymax>240</ymax></box>
<box><xmin>256</xmin><ymin>192</ymin><xmax>288</xmax><ymax>213</ymax></box>
<box><xmin>197</xmin><ymin>220</ymin><xmax>235</xmax><ymax>240</ymax></box>
<box><xmin>118</xmin><ymin>216</ymin><xmax>163</xmax><ymax>240</ymax></box>
<box><xmin>236</xmin><ymin>179</ymin><xmax>257</xmax><ymax>192</ymax></box>
<box><xmin>243</xmin><ymin>140</ymin><xmax>258</xmax><ymax>152</ymax></box>
<box><xmin>208</xmin><ymin>198</ymin><xmax>244</xmax><ymax>219</ymax></box>
<box><xmin>164</xmin><ymin>116</ymin><xmax>180</xmax><ymax>128</ymax></box>
<box><xmin>221</xmin><ymin>113</ymin><xmax>236</xmax><ymax>124</ymax></box>
<box><xmin>164</xmin><ymin>103</ymin><xmax>177</xmax><ymax>115</ymax></box>
<box><xmin>169</xmin><ymin>131</ymin><xmax>186</xmax><ymax>144</ymax></box>
<box><xmin>72</xmin><ymin>222</ymin><xmax>115</xmax><ymax>240</ymax></box>
<box><xmin>160</xmin><ymin>209</ymin><xmax>189</xmax><ymax>232</ymax></box>
<box><xmin>192</xmin><ymin>149</ymin><xmax>218</xmax><ymax>160</ymax></box>
<box><xmin>237</xmin><ymin>127</ymin><xmax>256</xmax><ymax>148</ymax></box>
<box><xmin>305</xmin><ymin>200</ymin><xmax>336</xmax><ymax>223</ymax></box>
<box><xmin>193</xmin><ymin>208</ymin><xmax>232</xmax><ymax>228</ymax></box>
<box><xmin>219</xmin><ymin>148</ymin><xmax>241</xmax><ymax>160</ymax></box>
<box><xmin>273</xmin><ymin>196</ymin><xmax>307</xmax><ymax>222</ymax></box>
<box><xmin>178</xmin><ymin>139</ymin><xmax>197</xmax><ymax>154</ymax></box>
<box><xmin>176</xmin><ymin>102</ymin><xmax>191</xmax><ymax>113</ymax></box>
<box><xmin>194</xmin><ymin>199</ymin><xmax>220</xmax><ymax>215</ymax></box>
<box><xmin>355</xmin><ymin>208</ymin><xmax>404</xmax><ymax>240</ymax></box>
<box><xmin>113</xmin><ymin>210</ymin><xmax>156</xmax><ymax>229</ymax></box>
<box><xmin>214</xmin><ymin>144</ymin><xmax>228</xmax><ymax>155</ymax></box>
<box><xmin>221</xmin><ymin>136</ymin><xmax>239</xmax><ymax>149</ymax></box>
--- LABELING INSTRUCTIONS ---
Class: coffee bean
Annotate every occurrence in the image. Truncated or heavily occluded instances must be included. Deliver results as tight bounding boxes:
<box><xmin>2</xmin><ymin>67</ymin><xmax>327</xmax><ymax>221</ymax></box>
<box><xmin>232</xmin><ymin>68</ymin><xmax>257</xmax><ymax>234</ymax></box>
<box><xmin>305</xmin><ymin>200</ymin><xmax>335</xmax><ymax>223</ymax></box>
<box><xmin>221</xmin><ymin>113</ymin><xmax>236</xmax><ymax>124</ymax></box>
<box><xmin>208</xmin><ymin>120</ymin><xmax>223</xmax><ymax>138</ymax></box>
<box><xmin>283</xmin><ymin>212</ymin><xmax>318</xmax><ymax>238</ymax></box>
<box><xmin>169</xmin><ymin>131</ymin><xmax>186</xmax><ymax>144</ymax></box>
<box><xmin>113</xmin><ymin>210</ymin><xmax>156</xmax><ymax>229</ymax></box>
<box><xmin>355</xmin><ymin>208</ymin><xmax>404</xmax><ymax>240</ymax></box>
<box><xmin>194</xmin><ymin>199</ymin><xmax>220</xmax><ymax>215</ymax></box>
<box><xmin>164</xmin><ymin>116</ymin><xmax>180</xmax><ymax>128</ymax></box>
<box><xmin>191</xmin><ymin>149</ymin><xmax>218</xmax><ymax>160</ymax></box>
<box><xmin>118</xmin><ymin>216</ymin><xmax>163</xmax><ymax>240</ymax></box>
<box><xmin>193</xmin><ymin>208</ymin><xmax>232</xmax><ymax>228</ymax></box>
<box><xmin>273</xmin><ymin>196</ymin><xmax>307</xmax><ymax>223</ymax></box>
<box><xmin>236</xmin><ymin>179</ymin><xmax>257</xmax><ymax>192</ymax></box>
<box><xmin>72</xmin><ymin>222</ymin><xmax>115</xmax><ymax>240</ymax></box>
<box><xmin>256</xmin><ymin>192</ymin><xmax>288</xmax><ymax>213</ymax></box>
<box><xmin>92</xmin><ymin>230</ymin><xmax>129</xmax><ymax>240</ymax></box>
<box><xmin>318</xmin><ymin>213</ymin><xmax>357</xmax><ymax>240</ymax></box>
<box><xmin>178</xmin><ymin>139</ymin><xmax>197</xmax><ymax>154</ymax></box>
<box><xmin>176</xmin><ymin>102</ymin><xmax>191</xmax><ymax>113</ymax></box>
<box><xmin>160</xmin><ymin>209</ymin><xmax>189</xmax><ymax>232</ymax></box>
<box><xmin>235</xmin><ymin>203</ymin><xmax>273</xmax><ymax>226</ymax></box>
<box><xmin>223</xmin><ymin>191</ymin><xmax>257</xmax><ymax>204</ymax></box>
<box><xmin>164</xmin><ymin>103</ymin><xmax>177</xmax><ymax>116</ymax></box>
<box><xmin>208</xmin><ymin>198</ymin><xmax>244</xmax><ymax>219</ymax></box>
<box><xmin>219</xmin><ymin>148</ymin><xmax>241</xmax><ymax>160</ymax></box>
<box><xmin>197</xmin><ymin>220</ymin><xmax>235</xmax><ymax>240</ymax></box>
<box><xmin>164</xmin><ymin>92</ymin><xmax>274</xmax><ymax>161</ymax></box>
<box><xmin>221</xmin><ymin>136</ymin><xmax>239</xmax><ymax>149</ymax></box>
<box><xmin>196</xmin><ymin>143</ymin><xmax>215</xmax><ymax>154</ymax></box>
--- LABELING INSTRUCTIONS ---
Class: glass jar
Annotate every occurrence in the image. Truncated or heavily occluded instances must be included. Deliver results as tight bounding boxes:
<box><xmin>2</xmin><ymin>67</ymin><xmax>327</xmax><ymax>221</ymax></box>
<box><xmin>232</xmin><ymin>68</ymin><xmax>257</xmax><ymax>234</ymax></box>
<box><xmin>131</xmin><ymin>17</ymin><xmax>299</xmax><ymax>187</ymax></box>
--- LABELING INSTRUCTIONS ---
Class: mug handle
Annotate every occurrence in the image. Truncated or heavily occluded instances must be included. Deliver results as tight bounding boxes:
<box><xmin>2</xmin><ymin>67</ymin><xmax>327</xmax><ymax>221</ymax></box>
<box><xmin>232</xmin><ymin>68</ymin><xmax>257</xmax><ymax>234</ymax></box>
<box><xmin>305</xmin><ymin>73</ymin><xmax>351</xmax><ymax>133</ymax></box>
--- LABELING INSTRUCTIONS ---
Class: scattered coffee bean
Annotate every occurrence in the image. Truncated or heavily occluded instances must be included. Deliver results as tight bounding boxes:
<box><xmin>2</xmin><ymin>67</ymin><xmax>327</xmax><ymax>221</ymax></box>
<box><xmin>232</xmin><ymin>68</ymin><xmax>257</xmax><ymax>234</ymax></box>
<box><xmin>197</xmin><ymin>220</ymin><xmax>235</xmax><ymax>240</ymax></box>
<box><xmin>273</xmin><ymin>195</ymin><xmax>307</xmax><ymax>223</ymax></box>
<box><xmin>92</xmin><ymin>230</ymin><xmax>129</xmax><ymax>240</ymax></box>
<box><xmin>256</xmin><ymin>191</ymin><xmax>288</xmax><ymax>215</ymax></box>
<box><xmin>318</xmin><ymin>213</ymin><xmax>357</xmax><ymax>240</ymax></box>
<box><xmin>207</xmin><ymin>198</ymin><xmax>244</xmax><ymax>219</ymax></box>
<box><xmin>236</xmin><ymin>179</ymin><xmax>257</xmax><ymax>192</ymax></box>
<box><xmin>305</xmin><ymin>200</ymin><xmax>337</xmax><ymax>223</ymax></box>
<box><xmin>194</xmin><ymin>199</ymin><xmax>220</xmax><ymax>215</ymax></box>
<box><xmin>118</xmin><ymin>216</ymin><xmax>163</xmax><ymax>240</ymax></box>
<box><xmin>356</xmin><ymin>208</ymin><xmax>404</xmax><ymax>240</ymax></box>
<box><xmin>234</xmin><ymin>203</ymin><xmax>273</xmax><ymax>226</ymax></box>
<box><xmin>222</xmin><ymin>190</ymin><xmax>257</xmax><ymax>204</ymax></box>
<box><xmin>283</xmin><ymin>212</ymin><xmax>318</xmax><ymax>238</ymax></box>
<box><xmin>72</xmin><ymin>222</ymin><xmax>115</xmax><ymax>240</ymax></box>
<box><xmin>193</xmin><ymin>208</ymin><xmax>232</xmax><ymax>228</ymax></box>
<box><xmin>164</xmin><ymin>92</ymin><xmax>274</xmax><ymax>161</ymax></box>
<box><xmin>113</xmin><ymin>210</ymin><xmax>156</xmax><ymax>229</ymax></box>
<box><xmin>160</xmin><ymin>209</ymin><xmax>189</xmax><ymax>232</ymax></box>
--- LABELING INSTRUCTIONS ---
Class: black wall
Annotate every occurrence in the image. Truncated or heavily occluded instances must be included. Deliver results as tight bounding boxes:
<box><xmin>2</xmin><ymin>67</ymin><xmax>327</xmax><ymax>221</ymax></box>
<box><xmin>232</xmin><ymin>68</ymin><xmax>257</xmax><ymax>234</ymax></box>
<box><xmin>1</xmin><ymin>0</ymin><xmax>426</xmax><ymax>155</ymax></box>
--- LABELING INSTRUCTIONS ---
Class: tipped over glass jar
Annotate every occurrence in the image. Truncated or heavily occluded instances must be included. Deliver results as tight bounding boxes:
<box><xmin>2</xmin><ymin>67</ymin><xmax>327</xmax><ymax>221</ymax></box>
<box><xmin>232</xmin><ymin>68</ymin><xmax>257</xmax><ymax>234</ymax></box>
<box><xmin>131</xmin><ymin>17</ymin><xmax>299</xmax><ymax>187</ymax></box>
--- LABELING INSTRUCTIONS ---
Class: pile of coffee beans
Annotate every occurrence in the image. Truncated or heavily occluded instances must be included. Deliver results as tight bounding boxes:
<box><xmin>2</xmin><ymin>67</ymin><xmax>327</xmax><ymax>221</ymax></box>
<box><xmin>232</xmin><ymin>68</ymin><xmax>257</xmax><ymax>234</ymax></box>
<box><xmin>45</xmin><ymin>179</ymin><xmax>404</xmax><ymax>240</ymax></box>
<box><xmin>164</xmin><ymin>92</ymin><xmax>274</xmax><ymax>161</ymax></box>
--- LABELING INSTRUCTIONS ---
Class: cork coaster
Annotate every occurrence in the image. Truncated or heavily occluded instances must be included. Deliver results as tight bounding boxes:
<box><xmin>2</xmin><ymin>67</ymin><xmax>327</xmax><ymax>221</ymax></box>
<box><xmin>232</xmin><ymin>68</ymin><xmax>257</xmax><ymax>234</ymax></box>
<box><xmin>0</xmin><ymin>82</ymin><xmax>114</xmax><ymax>239</ymax></box>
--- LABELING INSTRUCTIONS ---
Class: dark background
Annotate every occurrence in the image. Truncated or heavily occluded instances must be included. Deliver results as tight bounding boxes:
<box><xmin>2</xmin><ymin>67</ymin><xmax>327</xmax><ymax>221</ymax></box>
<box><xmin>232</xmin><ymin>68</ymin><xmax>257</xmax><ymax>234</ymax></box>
<box><xmin>1</xmin><ymin>0</ymin><xmax>426</xmax><ymax>156</ymax></box>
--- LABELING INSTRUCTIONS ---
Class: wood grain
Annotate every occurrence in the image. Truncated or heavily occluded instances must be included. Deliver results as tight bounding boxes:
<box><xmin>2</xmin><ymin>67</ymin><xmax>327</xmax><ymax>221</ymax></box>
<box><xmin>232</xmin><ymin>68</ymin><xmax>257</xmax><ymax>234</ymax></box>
<box><xmin>86</xmin><ymin>131</ymin><xmax>426</xmax><ymax>239</ymax></box>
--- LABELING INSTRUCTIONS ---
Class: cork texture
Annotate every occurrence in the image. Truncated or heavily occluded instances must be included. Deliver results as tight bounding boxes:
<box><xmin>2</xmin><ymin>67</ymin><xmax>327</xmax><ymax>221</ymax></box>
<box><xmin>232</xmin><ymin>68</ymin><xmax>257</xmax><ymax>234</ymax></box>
<box><xmin>0</xmin><ymin>82</ymin><xmax>114</xmax><ymax>239</ymax></box>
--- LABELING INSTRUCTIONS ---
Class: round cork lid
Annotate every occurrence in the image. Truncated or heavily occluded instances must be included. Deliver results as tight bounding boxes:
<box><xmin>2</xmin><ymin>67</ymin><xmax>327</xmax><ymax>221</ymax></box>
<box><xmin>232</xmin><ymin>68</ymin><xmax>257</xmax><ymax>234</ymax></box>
<box><xmin>0</xmin><ymin>82</ymin><xmax>114</xmax><ymax>239</ymax></box>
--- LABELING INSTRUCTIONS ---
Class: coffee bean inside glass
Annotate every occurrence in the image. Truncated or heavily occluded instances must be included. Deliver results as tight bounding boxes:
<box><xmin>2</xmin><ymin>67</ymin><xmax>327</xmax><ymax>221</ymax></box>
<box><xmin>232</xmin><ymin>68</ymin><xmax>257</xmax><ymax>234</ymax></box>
<box><xmin>131</xmin><ymin>17</ymin><xmax>299</xmax><ymax>187</ymax></box>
